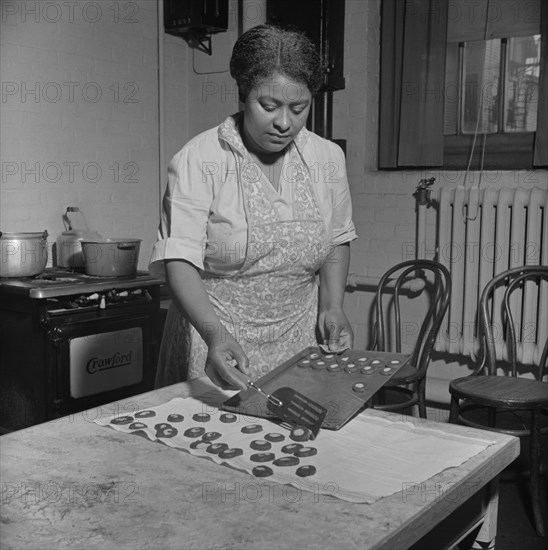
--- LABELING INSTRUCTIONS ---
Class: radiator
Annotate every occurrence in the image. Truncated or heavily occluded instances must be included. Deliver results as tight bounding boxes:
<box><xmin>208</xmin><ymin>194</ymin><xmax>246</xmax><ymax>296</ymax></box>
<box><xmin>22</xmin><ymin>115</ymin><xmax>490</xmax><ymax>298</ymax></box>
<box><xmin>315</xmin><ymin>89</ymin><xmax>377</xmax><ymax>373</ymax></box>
<box><xmin>434</xmin><ymin>186</ymin><xmax>548</xmax><ymax>365</ymax></box>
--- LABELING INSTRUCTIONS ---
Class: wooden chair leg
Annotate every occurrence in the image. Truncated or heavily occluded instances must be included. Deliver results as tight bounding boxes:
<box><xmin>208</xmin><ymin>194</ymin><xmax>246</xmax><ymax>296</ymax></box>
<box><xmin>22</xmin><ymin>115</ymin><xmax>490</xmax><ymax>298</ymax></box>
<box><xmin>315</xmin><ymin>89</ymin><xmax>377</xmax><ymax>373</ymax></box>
<box><xmin>417</xmin><ymin>379</ymin><xmax>427</xmax><ymax>419</ymax></box>
<box><xmin>449</xmin><ymin>395</ymin><xmax>459</xmax><ymax>424</ymax></box>
<box><xmin>376</xmin><ymin>388</ymin><xmax>386</xmax><ymax>406</ymax></box>
<box><xmin>487</xmin><ymin>406</ymin><xmax>497</xmax><ymax>428</ymax></box>
<box><xmin>530</xmin><ymin>410</ymin><xmax>545</xmax><ymax>537</ymax></box>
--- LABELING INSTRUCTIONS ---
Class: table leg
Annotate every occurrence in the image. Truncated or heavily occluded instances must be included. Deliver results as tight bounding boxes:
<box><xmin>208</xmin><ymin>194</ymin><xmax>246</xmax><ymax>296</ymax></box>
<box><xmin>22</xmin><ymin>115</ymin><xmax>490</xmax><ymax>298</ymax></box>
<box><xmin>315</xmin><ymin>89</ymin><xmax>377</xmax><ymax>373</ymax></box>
<box><xmin>470</xmin><ymin>475</ymin><xmax>499</xmax><ymax>550</ymax></box>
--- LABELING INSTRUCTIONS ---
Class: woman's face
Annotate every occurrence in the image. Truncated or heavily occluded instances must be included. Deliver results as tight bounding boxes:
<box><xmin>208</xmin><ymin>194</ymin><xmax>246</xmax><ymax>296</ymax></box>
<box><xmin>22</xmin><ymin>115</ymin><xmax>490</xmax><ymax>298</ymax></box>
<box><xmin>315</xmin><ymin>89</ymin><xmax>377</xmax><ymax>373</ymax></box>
<box><xmin>241</xmin><ymin>72</ymin><xmax>312</xmax><ymax>156</ymax></box>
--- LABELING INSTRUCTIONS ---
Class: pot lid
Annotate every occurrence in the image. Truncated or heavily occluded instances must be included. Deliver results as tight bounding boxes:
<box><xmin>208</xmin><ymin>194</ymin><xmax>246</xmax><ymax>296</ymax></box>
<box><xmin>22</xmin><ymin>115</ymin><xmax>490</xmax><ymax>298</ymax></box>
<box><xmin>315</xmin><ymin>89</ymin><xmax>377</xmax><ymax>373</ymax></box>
<box><xmin>59</xmin><ymin>229</ymin><xmax>103</xmax><ymax>239</ymax></box>
<box><xmin>0</xmin><ymin>230</ymin><xmax>48</xmax><ymax>239</ymax></box>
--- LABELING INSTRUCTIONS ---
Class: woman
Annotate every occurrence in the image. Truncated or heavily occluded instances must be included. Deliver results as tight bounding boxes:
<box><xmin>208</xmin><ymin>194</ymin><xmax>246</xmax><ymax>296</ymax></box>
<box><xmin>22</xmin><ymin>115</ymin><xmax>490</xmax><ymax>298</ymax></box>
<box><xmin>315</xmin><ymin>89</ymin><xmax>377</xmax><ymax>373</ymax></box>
<box><xmin>149</xmin><ymin>24</ymin><xmax>357</xmax><ymax>392</ymax></box>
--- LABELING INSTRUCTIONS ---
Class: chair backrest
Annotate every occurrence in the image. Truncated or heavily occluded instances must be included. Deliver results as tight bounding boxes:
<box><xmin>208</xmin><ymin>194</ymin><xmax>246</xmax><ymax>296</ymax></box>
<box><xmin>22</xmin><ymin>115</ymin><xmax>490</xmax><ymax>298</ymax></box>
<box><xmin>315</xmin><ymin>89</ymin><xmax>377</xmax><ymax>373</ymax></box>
<box><xmin>372</xmin><ymin>259</ymin><xmax>451</xmax><ymax>376</ymax></box>
<box><xmin>479</xmin><ymin>265</ymin><xmax>548</xmax><ymax>379</ymax></box>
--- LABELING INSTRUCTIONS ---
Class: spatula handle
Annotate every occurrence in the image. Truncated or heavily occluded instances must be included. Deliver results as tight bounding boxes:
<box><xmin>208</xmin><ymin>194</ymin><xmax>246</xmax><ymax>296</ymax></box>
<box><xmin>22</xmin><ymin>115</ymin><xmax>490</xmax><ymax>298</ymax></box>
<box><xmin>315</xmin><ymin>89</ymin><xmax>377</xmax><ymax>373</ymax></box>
<box><xmin>247</xmin><ymin>380</ymin><xmax>283</xmax><ymax>408</ymax></box>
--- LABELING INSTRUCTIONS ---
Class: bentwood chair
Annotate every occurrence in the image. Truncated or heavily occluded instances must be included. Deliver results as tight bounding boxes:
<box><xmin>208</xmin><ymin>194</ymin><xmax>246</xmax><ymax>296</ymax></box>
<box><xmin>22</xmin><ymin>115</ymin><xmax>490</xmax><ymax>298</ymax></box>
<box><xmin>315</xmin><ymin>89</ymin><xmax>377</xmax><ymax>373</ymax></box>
<box><xmin>369</xmin><ymin>259</ymin><xmax>451</xmax><ymax>418</ymax></box>
<box><xmin>449</xmin><ymin>265</ymin><xmax>548</xmax><ymax>536</ymax></box>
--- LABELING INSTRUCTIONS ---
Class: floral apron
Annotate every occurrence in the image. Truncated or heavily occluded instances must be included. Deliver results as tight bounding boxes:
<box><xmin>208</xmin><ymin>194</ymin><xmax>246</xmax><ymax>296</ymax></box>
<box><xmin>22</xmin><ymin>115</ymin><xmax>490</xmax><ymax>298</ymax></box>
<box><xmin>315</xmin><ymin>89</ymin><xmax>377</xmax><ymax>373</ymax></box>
<box><xmin>155</xmin><ymin>118</ymin><xmax>331</xmax><ymax>387</ymax></box>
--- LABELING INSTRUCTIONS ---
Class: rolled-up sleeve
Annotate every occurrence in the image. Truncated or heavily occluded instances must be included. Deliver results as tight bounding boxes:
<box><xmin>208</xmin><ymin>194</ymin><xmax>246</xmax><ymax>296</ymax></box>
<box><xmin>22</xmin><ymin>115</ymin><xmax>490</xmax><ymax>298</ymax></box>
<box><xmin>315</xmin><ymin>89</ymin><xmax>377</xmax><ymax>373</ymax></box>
<box><xmin>329</xmin><ymin>143</ymin><xmax>357</xmax><ymax>247</ymax></box>
<box><xmin>149</xmin><ymin>143</ymin><xmax>213</xmax><ymax>277</ymax></box>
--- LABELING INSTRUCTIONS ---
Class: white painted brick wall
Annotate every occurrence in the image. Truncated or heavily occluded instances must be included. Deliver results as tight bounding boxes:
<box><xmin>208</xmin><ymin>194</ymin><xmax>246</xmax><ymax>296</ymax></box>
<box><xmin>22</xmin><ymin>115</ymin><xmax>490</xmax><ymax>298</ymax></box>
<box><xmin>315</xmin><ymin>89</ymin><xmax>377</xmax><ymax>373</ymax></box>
<box><xmin>0</xmin><ymin>0</ymin><xmax>160</xmax><ymax>269</ymax></box>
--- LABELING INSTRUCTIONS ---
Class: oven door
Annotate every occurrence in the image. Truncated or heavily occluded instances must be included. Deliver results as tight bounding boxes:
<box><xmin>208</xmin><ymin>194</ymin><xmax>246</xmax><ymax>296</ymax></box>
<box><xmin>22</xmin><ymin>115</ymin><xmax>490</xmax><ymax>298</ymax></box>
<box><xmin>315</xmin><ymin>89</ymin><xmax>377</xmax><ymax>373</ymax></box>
<box><xmin>48</xmin><ymin>314</ymin><xmax>156</xmax><ymax>418</ymax></box>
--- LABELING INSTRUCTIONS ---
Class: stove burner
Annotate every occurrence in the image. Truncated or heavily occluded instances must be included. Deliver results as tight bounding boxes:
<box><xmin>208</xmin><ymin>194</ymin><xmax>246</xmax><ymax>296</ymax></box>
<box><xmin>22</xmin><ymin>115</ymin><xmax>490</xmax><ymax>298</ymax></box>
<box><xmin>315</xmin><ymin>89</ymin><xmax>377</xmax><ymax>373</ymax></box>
<box><xmin>34</xmin><ymin>275</ymin><xmax>81</xmax><ymax>284</ymax></box>
<box><xmin>35</xmin><ymin>269</ymin><xmax>129</xmax><ymax>282</ymax></box>
<box><xmin>0</xmin><ymin>268</ymin><xmax>163</xmax><ymax>299</ymax></box>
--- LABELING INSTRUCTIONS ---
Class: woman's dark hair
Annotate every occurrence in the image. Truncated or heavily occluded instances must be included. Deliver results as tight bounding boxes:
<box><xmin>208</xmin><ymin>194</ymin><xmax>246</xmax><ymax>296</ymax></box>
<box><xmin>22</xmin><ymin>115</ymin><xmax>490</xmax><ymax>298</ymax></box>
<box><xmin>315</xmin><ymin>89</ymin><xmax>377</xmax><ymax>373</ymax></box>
<box><xmin>230</xmin><ymin>24</ymin><xmax>324</xmax><ymax>101</ymax></box>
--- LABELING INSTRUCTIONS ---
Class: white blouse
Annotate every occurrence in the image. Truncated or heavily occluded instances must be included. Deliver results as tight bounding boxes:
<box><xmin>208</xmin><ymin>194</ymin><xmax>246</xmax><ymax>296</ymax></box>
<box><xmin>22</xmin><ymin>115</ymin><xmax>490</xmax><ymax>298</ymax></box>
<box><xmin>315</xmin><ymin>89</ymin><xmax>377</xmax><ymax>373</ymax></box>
<box><xmin>149</xmin><ymin>114</ymin><xmax>357</xmax><ymax>278</ymax></box>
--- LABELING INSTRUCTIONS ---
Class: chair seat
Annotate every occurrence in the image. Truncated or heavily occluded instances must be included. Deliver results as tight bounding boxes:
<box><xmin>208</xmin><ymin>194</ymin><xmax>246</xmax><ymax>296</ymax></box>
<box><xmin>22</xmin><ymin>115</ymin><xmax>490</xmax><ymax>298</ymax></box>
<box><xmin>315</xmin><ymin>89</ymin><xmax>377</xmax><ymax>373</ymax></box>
<box><xmin>450</xmin><ymin>376</ymin><xmax>548</xmax><ymax>408</ymax></box>
<box><xmin>385</xmin><ymin>361</ymin><xmax>420</xmax><ymax>385</ymax></box>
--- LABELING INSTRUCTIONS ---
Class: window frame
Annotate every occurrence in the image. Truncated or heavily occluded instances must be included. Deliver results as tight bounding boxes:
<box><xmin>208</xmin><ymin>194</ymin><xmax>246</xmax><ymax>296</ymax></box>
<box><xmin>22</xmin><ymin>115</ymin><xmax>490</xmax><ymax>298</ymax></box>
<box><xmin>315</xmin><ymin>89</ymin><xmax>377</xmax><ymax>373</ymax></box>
<box><xmin>377</xmin><ymin>0</ymin><xmax>548</xmax><ymax>171</ymax></box>
<box><xmin>443</xmin><ymin>33</ymin><xmax>541</xmax><ymax>170</ymax></box>
<box><xmin>443</xmin><ymin>133</ymin><xmax>535</xmax><ymax>170</ymax></box>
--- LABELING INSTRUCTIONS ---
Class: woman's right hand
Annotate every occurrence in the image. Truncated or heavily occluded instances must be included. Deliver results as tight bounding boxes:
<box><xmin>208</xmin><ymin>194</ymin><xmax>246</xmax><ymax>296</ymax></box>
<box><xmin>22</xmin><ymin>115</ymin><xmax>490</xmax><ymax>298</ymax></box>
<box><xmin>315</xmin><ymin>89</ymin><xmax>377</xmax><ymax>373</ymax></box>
<box><xmin>204</xmin><ymin>331</ymin><xmax>250</xmax><ymax>391</ymax></box>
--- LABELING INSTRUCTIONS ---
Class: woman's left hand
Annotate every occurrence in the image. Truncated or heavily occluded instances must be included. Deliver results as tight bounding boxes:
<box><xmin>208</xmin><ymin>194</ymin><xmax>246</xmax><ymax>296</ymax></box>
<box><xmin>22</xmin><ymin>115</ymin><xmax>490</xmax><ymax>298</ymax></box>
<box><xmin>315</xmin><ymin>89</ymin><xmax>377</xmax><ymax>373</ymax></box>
<box><xmin>318</xmin><ymin>307</ymin><xmax>354</xmax><ymax>352</ymax></box>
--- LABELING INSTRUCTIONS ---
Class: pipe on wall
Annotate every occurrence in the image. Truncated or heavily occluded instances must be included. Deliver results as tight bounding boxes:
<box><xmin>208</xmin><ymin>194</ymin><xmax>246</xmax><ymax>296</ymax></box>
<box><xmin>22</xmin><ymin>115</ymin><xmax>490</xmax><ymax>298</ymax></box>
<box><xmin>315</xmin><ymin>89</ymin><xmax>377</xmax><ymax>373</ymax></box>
<box><xmin>157</xmin><ymin>0</ymin><xmax>165</xmax><ymax>220</ymax></box>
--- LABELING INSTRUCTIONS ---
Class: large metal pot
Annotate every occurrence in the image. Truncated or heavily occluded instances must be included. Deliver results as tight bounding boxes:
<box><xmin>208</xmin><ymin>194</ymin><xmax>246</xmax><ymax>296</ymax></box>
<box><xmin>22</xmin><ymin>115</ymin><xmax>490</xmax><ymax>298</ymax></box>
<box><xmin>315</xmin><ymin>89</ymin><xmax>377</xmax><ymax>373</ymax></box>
<box><xmin>81</xmin><ymin>238</ymin><xmax>141</xmax><ymax>277</ymax></box>
<box><xmin>0</xmin><ymin>231</ymin><xmax>48</xmax><ymax>278</ymax></box>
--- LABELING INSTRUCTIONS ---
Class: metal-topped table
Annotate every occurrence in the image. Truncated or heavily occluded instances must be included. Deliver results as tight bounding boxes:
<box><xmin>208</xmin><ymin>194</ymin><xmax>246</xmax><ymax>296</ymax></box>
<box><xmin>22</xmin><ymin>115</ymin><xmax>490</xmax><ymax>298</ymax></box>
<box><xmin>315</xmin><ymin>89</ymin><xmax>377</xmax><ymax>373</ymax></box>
<box><xmin>0</xmin><ymin>378</ymin><xmax>519</xmax><ymax>549</ymax></box>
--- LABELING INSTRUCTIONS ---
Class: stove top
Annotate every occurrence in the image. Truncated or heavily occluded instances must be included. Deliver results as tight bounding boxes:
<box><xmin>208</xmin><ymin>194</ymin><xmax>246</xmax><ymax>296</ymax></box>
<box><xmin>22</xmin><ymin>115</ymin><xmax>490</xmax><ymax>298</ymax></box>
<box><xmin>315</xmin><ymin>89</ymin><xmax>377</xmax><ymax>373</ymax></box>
<box><xmin>0</xmin><ymin>268</ymin><xmax>164</xmax><ymax>299</ymax></box>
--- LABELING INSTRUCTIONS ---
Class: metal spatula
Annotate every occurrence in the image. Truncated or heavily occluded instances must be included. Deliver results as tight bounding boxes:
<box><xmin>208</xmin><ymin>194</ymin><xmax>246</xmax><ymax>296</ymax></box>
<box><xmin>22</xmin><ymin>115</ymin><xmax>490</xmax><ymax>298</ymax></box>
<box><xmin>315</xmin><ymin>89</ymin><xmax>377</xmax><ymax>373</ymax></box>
<box><xmin>247</xmin><ymin>381</ymin><xmax>327</xmax><ymax>440</ymax></box>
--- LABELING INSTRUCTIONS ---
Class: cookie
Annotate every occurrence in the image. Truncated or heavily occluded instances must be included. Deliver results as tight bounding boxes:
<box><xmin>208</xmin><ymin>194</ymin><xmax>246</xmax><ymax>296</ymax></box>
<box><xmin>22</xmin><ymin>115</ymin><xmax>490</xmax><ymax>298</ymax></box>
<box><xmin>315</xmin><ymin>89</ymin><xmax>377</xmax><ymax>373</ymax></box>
<box><xmin>290</xmin><ymin>426</ymin><xmax>312</xmax><ymax>442</ymax></box>
<box><xmin>273</xmin><ymin>456</ymin><xmax>300</xmax><ymax>467</ymax></box>
<box><xmin>250</xmin><ymin>440</ymin><xmax>272</xmax><ymax>451</ymax></box>
<box><xmin>252</xmin><ymin>465</ymin><xmax>273</xmax><ymax>478</ymax></box>
<box><xmin>154</xmin><ymin>423</ymin><xmax>172</xmax><ymax>430</ymax></box>
<box><xmin>296</xmin><ymin>465</ymin><xmax>316</xmax><ymax>477</ymax></box>
<box><xmin>206</xmin><ymin>443</ymin><xmax>229</xmax><ymax>454</ymax></box>
<box><xmin>135</xmin><ymin>410</ymin><xmax>156</xmax><ymax>418</ymax></box>
<box><xmin>344</xmin><ymin>363</ymin><xmax>358</xmax><ymax>373</ymax></box>
<box><xmin>190</xmin><ymin>440</ymin><xmax>211</xmax><ymax>450</ymax></box>
<box><xmin>220</xmin><ymin>413</ymin><xmax>237</xmax><ymax>424</ymax></box>
<box><xmin>156</xmin><ymin>426</ymin><xmax>178</xmax><ymax>438</ymax></box>
<box><xmin>249</xmin><ymin>452</ymin><xmax>275</xmax><ymax>463</ymax></box>
<box><xmin>218</xmin><ymin>448</ymin><xmax>244</xmax><ymax>459</ymax></box>
<box><xmin>167</xmin><ymin>414</ymin><xmax>184</xmax><ymax>422</ymax></box>
<box><xmin>326</xmin><ymin>362</ymin><xmax>341</xmax><ymax>373</ymax></box>
<box><xmin>264</xmin><ymin>433</ymin><xmax>285</xmax><ymax>443</ymax></box>
<box><xmin>183</xmin><ymin>427</ymin><xmax>206</xmax><ymax>438</ymax></box>
<box><xmin>241</xmin><ymin>424</ymin><xmax>263</xmax><ymax>434</ymax></box>
<box><xmin>192</xmin><ymin>413</ymin><xmax>211</xmax><ymax>422</ymax></box>
<box><xmin>110</xmin><ymin>416</ymin><xmax>133</xmax><ymax>425</ymax></box>
<box><xmin>128</xmin><ymin>422</ymin><xmax>147</xmax><ymax>430</ymax></box>
<box><xmin>294</xmin><ymin>446</ymin><xmax>317</xmax><ymax>457</ymax></box>
<box><xmin>281</xmin><ymin>443</ymin><xmax>303</xmax><ymax>454</ymax></box>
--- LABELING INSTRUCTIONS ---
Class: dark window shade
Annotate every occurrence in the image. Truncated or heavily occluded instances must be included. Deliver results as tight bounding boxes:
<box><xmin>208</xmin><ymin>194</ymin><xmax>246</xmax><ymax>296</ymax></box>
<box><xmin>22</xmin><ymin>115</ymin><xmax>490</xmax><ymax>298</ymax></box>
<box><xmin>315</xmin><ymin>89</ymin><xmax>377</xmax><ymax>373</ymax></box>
<box><xmin>378</xmin><ymin>0</ymin><xmax>548</xmax><ymax>169</ymax></box>
<box><xmin>447</xmin><ymin>0</ymin><xmax>540</xmax><ymax>42</ymax></box>
<box><xmin>379</xmin><ymin>0</ymin><xmax>448</xmax><ymax>168</ymax></box>
<box><xmin>378</xmin><ymin>0</ymin><xmax>405</xmax><ymax>168</ymax></box>
<box><xmin>533</xmin><ymin>2</ymin><xmax>548</xmax><ymax>167</ymax></box>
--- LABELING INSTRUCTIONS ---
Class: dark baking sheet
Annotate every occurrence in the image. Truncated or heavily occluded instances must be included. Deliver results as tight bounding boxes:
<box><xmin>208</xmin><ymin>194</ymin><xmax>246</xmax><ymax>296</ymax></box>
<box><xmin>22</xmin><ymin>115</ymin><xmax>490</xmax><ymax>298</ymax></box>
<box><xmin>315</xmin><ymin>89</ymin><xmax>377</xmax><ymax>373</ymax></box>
<box><xmin>222</xmin><ymin>347</ymin><xmax>410</xmax><ymax>430</ymax></box>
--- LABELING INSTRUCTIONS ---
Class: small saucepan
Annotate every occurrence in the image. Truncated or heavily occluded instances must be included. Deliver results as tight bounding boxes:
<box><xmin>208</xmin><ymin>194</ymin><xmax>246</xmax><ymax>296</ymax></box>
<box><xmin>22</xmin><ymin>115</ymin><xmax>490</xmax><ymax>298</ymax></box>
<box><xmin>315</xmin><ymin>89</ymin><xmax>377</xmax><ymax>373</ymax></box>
<box><xmin>0</xmin><ymin>230</ymin><xmax>48</xmax><ymax>278</ymax></box>
<box><xmin>81</xmin><ymin>238</ymin><xmax>141</xmax><ymax>277</ymax></box>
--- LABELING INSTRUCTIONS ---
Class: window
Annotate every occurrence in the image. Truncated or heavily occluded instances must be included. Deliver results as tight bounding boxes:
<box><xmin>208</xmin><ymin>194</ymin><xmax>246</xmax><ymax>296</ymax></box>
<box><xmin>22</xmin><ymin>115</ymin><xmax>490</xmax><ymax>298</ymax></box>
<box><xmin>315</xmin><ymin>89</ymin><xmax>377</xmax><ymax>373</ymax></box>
<box><xmin>444</xmin><ymin>36</ymin><xmax>542</xmax><ymax>135</ymax></box>
<box><xmin>378</xmin><ymin>0</ymin><xmax>547</xmax><ymax>170</ymax></box>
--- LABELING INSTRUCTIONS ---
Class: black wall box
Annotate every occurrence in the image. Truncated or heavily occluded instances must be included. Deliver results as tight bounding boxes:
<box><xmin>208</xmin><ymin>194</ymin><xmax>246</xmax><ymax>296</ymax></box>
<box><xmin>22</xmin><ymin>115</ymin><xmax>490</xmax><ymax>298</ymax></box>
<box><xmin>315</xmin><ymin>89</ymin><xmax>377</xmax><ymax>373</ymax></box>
<box><xmin>164</xmin><ymin>0</ymin><xmax>229</xmax><ymax>35</ymax></box>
